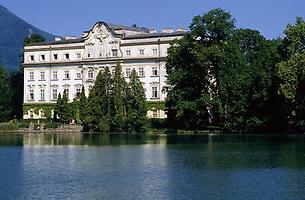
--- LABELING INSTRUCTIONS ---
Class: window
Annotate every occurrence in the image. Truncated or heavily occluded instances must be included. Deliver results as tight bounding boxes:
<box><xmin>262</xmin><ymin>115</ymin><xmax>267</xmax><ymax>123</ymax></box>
<box><xmin>126</xmin><ymin>68</ymin><xmax>131</xmax><ymax>77</ymax></box>
<box><xmin>89</xmin><ymin>85</ymin><xmax>93</xmax><ymax>92</ymax></box>
<box><xmin>152</xmin><ymin>66</ymin><xmax>158</xmax><ymax>76</ymax></box>
<box><xmin>111</xmin><ymin>67</ymin><xmax>116</xmax><ymax>76</ymax></box>
<box><xmin>76</xmin><ymin>88</ymin><xmax>81</xmax><ymax>97</ymax></box>
<box><xmin>126</xmin><ymin>50</ymin><xmax>131</xmax><ymax>56</ymax></box>
<box><xmin>139</xmin><ymin>67</ymin><xmax>145</xmax><ymax>77</ymax></box>
<box><xmin>87</xmin><ymin>53</ymin><xmax>91</xmax><ymax>58</ymax></box>
<box><xmin>52</xmin><ymin>89</ymin><xmax>57</xmax><ymax>100</ymax></box>
<box><xmin>88</xmin><ymin>69</ymin><xmax>94</xmax><ymax>79</ymax></box>
<box><xmin>40</xmin><ymin>89</ymin><xmax>45</xmax><ymax>101</ymax></box>
<box><xmin>30</xmin><ymin>110</ymin><xmax>34</xmax><ymax>118</ymax></box>
<box><xmin>139</xmin><ymin>49</ymin><xmax>144</xmax><ymax>55</ymax></box>
<box><xmin>76</xmin><ymin>72</ymin><xmax>82</xmax><ymax>79</ymax></box>
<box><xmin>64</xmin><ymin>71</ymin><xmax>70</xmax><ymax>79</ymax></box>
<box><xmin>40</xmin><ymin>55</ymin><xmax>45</xmax><ymax>61</ymax></box>
<box><xmin>29</xmin><ymin>89</ymin><xmax>34</xmax><ymax>101</ymax></box>
<box><xmin>64</xmin><ymin>89</ymin><xmax>69</xmax><ymax>99</ymax></box>
<box><xmin>153</xmin><ymin>48</ymin><xmax>158</xmax><ymax>55</ymax></box>
<box><xmin>153</xmin><ymin>110</ymin><xmax>158</xmax><ymax>118</ymax></box>
<box><xmin>53</xmin><ymin>54</ymin><xmax>58</xmax><ymax>60</ymax></box>
<box><xmin>77</xmin><ymin>53</ymin><xmax>81</xmax><ymax>59</ymax></box>
<box><xmin>40</xmin><ymin>109</ymin><xmax>45</xmax><ymax>118</ymax></box>
<box><xmin>52</xmin><ymin>71</ymin><xmax>58</xmax><ymax>80</ymax></box>
<box><xmin>40</xmin><ymin>72</ymin><xmax>45</xmax><ymax>80</ymax></box>
<box><xmin>112</xmin><ymin>49</ymin><xmax>118</xmax><ymax>57</ymax></box>
<box><xmin>65</xmin><ymin>53</ymin><xmax>70</xmax><ymax>60</ymax></box>
<box><xmin>29</xmin><ymin>55</ymin><xmax>35</xmax><ymax>62</ymax></box>
<box><xmin>29</xmin><ymin>72</ymin><xmax>34</xmax><ymax>80</ymax></box>
<box><xmin>152</xmin><ymin>86</ymin><xmax>158</xmax><ymax>98</ymax></box>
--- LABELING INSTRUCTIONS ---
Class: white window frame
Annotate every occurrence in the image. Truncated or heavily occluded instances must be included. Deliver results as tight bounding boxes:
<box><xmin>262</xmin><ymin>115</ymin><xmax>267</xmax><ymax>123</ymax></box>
<box><xmin>29</xmin><ymin>72</ymin><xmax>34</xmax><ymax>81</ymax></box>
<box><xmin>64</xmin><ymin>71</ymin><xmax>70</xmax><ymax>80</ymax></box>
<box><xmin>40</xmin><ymin>89</ymin><xmax>45</xmax><ymax>101</ymax></box>
<box><xmin>126</xmin><ymin>68</ymin><xmax>131</xmax><ymax>77</ymax></box>
<box><xmin>52</xmin><ymin>89</ymin><xmax>58</xmax><ymax>100</ymax></box>
<box><xmin>52</xmin><ymin>71</ymin><xmax>58</xmax><ymax>80</ymax></box>
<box><xmin>40</xmin><ymin>71</ymin><xmax>45</xmax><ymax>80</ymax></box>
<box><xmin>152</xmin><ymin>86</ymin><xmax>158</xmax><ymax>99</ymax></box>
<box><xmin>29</xmin><ymin>89</ymin><xmax>34</xmax><ymax>101</ymax></box>
<box><xmin>139</xmin><ymin>67</ymin><xmax>145</xmax><ymax>78</ymax></box>
<box><xmin>88</xmin><ymin>69</ymin><xmax>94</xmax><ymax>79</ymax></box>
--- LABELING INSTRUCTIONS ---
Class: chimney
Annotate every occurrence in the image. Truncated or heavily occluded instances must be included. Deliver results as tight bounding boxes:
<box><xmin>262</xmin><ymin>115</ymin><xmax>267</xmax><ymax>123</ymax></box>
<box><xmin>149</xmin><ymin>29</ymin><xmax>157</xmax><ymax>33</ymax></box>
<box><xmin>177</xmin><ymin>28</ymin><xmax>187</xmax><ymax>32</ymax></box>
<box><xmin>55</xmin><ymin>37</ymin><xmax>62</xmax><ymax>41</ymax></box>
<box><xmin>64</xmin><ymin>36</ymin><xmax>77</xmax><ymax>40</ymax></box>
<box><xmin>162</xmin><ymin>28</ymin><xmax>174</xmax><ymax>33</ymax></box>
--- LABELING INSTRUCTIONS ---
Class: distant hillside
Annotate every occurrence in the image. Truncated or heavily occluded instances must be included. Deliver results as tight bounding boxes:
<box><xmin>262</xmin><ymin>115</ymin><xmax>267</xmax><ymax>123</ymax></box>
<box><xmin>0</xmin><ymin>4</ymin><xmax>55</xmax><ymax>72</ymax></box>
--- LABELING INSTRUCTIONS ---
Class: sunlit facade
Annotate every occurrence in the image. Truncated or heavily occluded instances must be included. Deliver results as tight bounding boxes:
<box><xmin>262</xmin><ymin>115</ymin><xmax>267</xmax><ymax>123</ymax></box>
<box><xmin>23</xmin><ymin>22</ymin><xmax>185</xmax><ymax>119</ymax></box>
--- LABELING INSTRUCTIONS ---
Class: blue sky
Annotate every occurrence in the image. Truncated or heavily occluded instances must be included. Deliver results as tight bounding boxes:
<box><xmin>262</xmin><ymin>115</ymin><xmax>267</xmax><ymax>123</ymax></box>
<box><xmin>1</xmin><ymin>0</ymin><xmax>304</xmax><ymax>39</ymax></box>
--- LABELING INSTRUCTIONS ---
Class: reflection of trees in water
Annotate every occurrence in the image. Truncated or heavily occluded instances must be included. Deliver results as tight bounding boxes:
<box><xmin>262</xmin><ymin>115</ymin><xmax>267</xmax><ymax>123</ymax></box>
<box><xmin>1</xmin><ymin>134</ymin><xmax>305</xmax><ymax>169</ymax></box>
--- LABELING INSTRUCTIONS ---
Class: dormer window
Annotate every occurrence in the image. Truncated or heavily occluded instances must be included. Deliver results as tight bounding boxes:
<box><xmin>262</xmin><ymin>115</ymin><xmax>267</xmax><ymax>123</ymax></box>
<box><xmin>41</xmin><ymin>55</ymin><xmax>45</xmax><ymax>61</ymax></box>
<box><xmin>112</xmin><ymin>49</ymin><xmax>118</xmax><ymax>57</ymax></box>
<box><xmin>53</xmin><ymin>54</ymin><xmax>58</xmax><ymax>60</ymax></box>
<box><xmin>139</xmin><ymin>49</ymin><xmax>144</xmax><ymax>56</ymax></box>
<box><xmin>153</xmin><ymin>48</ymin><xmax>158</xmax><ymax>55</ymax></box>
<box><xmin>29</xmin><ymin>55</ymin><xmax>34</xmax><ymax>62</ymax></box>
<box><xmin>77</xmin><ymin>53</ymin><xmax>81</xmax><ymax>59</ymax></box>
<box><xmin>87</xmin><ymin>53</ymin><xmax>91</xmax><ymax>58</ymax></box>
<box><xmin>65</xmin><ymin>53</ymin><xmax>70</xmax><ymax>60</ymax></box>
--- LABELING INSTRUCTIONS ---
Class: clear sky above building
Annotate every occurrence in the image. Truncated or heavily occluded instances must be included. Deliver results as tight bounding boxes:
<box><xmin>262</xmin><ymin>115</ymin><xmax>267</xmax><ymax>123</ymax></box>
<box><xmin>1</xmin><ymin>0</ymin><xmax>304</xmax><ymax>39</ymax></box>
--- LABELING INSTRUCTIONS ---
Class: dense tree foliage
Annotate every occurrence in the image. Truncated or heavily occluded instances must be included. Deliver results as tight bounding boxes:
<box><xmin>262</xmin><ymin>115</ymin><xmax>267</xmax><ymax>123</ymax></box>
<box><xmin>125</xmin><ymin>70</ymin><xmax>148</xmax><ymax>132</ymax></box>
<box><xmin>54</xmin><ymin>93</ymin><xmax>73</xmax><ymax>124</ymax></box>
<box><xmin>276</xmin><ymin>17</ymin><xmax>305</xmax><ymax>131</ymax></box>
<box><xmin>80</xmin><ymin>63</ymin><xmax>148</xmax><ymax>133</ymax></box>
<box><xmin>0</xmin><ymin>66</ymin><xmax>13</xmax><ymax>122</ymax></box>
<box><xmin>23</xmin><ymin>34</ymin><xmax>45</xmax><ymax>46</ymax></box>
<box><xmin>166</xmin><ymin>8</ymin><xmax>305</xmax><ymax>133</ymax></box>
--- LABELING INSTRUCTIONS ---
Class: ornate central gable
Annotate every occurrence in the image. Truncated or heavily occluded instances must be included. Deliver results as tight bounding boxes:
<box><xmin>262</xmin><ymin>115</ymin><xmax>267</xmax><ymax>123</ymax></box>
<box><xmin>83</xmin><ymin>22</ymin><xmax>122</xmax><ymax>59</ymax></box>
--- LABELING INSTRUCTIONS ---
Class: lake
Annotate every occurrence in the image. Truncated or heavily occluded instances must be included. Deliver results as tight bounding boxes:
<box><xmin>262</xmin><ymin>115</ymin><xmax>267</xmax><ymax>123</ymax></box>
<box><xmin>0</xmin><ymin>134</ymin><xmax>305</xmax><ymax>200</ymax></box>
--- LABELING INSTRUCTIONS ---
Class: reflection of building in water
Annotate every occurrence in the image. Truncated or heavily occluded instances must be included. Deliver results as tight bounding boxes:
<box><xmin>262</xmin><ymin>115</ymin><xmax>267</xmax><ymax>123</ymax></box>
<box><xmin>21</xmin><ymin>134</ymin><xmax>169</xmax><ymax>146</ymax></box>
<box><xmin>22</xmin><ymin>22</ymin><xmax>186</xmax><ymax>120</ymax></box>
<box><xmin>23</xmin><ymin>134</ymin><xmax>83</xmax><ymax>146</ymax></box>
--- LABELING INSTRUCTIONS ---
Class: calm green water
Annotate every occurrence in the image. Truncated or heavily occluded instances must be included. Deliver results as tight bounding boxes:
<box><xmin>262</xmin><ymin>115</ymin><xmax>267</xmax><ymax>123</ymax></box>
<box><xmin>1</xmin><ymin>134</ymin><xmax>305</xmax><ymax>200</ymax></box>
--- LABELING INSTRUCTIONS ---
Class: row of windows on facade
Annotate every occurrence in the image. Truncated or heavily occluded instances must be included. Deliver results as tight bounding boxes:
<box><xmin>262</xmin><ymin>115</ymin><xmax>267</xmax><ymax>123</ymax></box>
<box><xmin>28</xmin><ymin>86</ymin><xmax>159</xmax><ymax>101</ymax></box>
<box><xmin>28</xmin><ymin>48</ymin><xmax>159</xmax><ymax>62</ymax></box>
<box><xmin>28</xmin><ymin>67</ymin><xmax>160</xmax><ymax>81</ymax></box>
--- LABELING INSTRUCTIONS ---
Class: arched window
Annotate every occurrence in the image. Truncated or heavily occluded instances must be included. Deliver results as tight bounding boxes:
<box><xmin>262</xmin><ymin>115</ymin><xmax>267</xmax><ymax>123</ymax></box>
<box><xmin>88</xmin><ymin>69</ymin><xmax>94</xmax><ymax>79</ymax></box>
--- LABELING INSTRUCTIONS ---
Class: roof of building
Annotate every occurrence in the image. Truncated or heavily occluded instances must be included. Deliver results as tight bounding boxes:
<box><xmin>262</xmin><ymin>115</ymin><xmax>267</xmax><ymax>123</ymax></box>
<box><xmin>123</xmin><ymin>32</ymin><xmax>186</xmax><ymax>40</ymax></box>
<box><xmin>26</xmin><ymin>38</ymin><xmax>85</xmax><ymax>46</ymax></box>
<box><xmin>106</xmin><ymin>23</ymin><xmax>151</xmax><ymax>33</ymax></box>
<box><xmin>26</xmin><ymin>22</ymin><xmax>187</xmax><ymax>47</ymax></box>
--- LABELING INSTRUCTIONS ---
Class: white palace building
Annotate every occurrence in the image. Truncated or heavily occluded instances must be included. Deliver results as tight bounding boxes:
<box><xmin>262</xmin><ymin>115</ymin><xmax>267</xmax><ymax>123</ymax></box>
<box><xmin>22</xmin><ymin>22</ymin><xmax>185</xmax><ymax>120</ymax></box>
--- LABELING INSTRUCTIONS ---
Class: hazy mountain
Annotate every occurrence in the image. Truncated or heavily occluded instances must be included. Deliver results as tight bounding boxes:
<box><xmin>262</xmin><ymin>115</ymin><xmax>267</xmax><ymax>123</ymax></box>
<box><xmin>0</xmin><ymin>4</ymin><xmax>55</xmax><ymax>72</ymax></box>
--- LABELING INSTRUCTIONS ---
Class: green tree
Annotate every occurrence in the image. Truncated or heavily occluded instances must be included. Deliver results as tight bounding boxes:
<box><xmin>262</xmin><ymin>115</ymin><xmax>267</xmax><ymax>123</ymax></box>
<box><xmin>165</xmin><ymin>8</ymin><xmax>236</xmax><ymax>131</ymax></box>
<box><xmin>79</xmin><ymin>86</ymin><xmax>90</xmax><ymax>122</ymax></box>
<box><xmin>126</xmin><ymin>69</ymin><xmax>148</xmax><ymax>133</ymax></box>
<box><xmin>87</xmin><ymin>68</ymin><xmax>112</xmax><ymax>132</ymax></box>
<box><xmin>9</xmin><ymin>69</ymin><xmax>23</xmax><ymax>119</ymax></box>
<box><xmin>276</xmin><ymin>17</ymin><xmax>305</xmax><ymax>131</ymax></box>
<box><xmin>0</xmin><ymin>66</ymin><xmax>13</xmax><ymax>122</ymax></box>
<box><xmin>220</xmin><ymin>29</ymin><xmax>281</xmax><ymax>132</ymax></box>
<box><xmin>110</xmin><ymin>62</ymin><xmax>128</xmax><ymax>132</ymax></box>
<box><xmin>24</xmin><ymin>34</ymin><xmax>45</xmax><ymax>46</ymax></box>
<box><xmin>54</xmin><ymin>93</ymin><xmax>73</xmax><ymax>124</ymax></box>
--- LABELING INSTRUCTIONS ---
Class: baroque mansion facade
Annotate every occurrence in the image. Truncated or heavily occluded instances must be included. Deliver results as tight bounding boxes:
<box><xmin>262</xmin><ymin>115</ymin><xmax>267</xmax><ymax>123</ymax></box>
<box><xmin>23</xmin><ymin>22</ymin><xmax>185</xmax><ymax>119</ymax></box>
